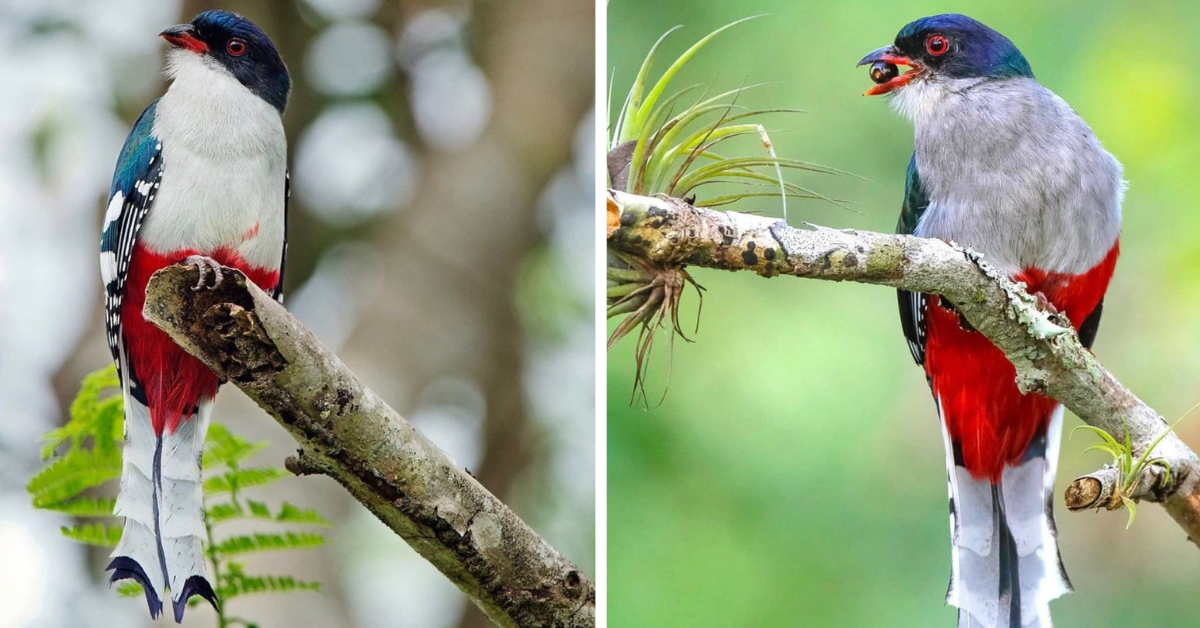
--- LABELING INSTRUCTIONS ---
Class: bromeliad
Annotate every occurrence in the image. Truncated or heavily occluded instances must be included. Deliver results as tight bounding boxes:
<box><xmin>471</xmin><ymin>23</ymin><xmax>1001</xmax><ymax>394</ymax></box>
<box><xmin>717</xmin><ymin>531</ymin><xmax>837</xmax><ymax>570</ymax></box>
<box><xmin>99</xmin><ymin>10</ymin><xmax>290</xmax><ymax>622</ymax></box>
<box><xmin>860</xmin><ymin>14</ymin><xmax>1123</xmax><ymax>628</ymax></box>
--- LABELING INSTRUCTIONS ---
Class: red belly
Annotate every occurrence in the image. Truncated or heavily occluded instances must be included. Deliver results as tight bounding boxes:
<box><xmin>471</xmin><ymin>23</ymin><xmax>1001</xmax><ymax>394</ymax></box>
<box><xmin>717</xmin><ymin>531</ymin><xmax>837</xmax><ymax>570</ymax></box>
<box><xmin>925</xmin><ymin>243</ymin><xmax>1119</xmax><ymax>481</ymax></box>
<box><xmin>121</xmin><ymin>244</ymin><xmax>279</xmax><ymax>435</ymax></box>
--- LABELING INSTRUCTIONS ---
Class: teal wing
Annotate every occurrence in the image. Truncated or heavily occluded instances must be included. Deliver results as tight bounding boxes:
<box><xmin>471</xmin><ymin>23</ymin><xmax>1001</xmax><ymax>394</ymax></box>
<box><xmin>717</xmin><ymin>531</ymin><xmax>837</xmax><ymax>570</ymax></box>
<box><xmin>101</xmin><ymin>100</ymin><xmax>162</xmax><ymax>387</ymax></box>
<box><xmin>896</xmin><ymin>153</ymin><xmax>930</xmax><ymax>366</ymax></box>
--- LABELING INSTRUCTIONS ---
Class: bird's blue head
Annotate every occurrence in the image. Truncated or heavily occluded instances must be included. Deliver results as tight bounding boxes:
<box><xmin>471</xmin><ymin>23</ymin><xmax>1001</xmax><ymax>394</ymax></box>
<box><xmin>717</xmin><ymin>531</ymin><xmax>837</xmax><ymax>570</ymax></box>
<box><xmin>857</xmin><ymin>14</ymin><xmax>1032</xmax><ymax>96</ymax></box>
<box><xmin>160</xmin><ymin>11</ymin><xmax>290</xmax><ymax>112</ymax></box>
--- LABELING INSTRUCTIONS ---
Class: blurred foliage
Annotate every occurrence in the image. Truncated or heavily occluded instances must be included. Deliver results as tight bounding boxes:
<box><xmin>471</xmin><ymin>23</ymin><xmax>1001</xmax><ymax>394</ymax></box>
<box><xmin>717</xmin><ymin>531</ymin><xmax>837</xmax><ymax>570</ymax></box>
<box><xmin>608</xmin><ymin>1</ymin><xmax>1200</xmax><ymax>627</ymax></box>
<box><xmin>28</xmin><ymin>366</ymin><xmax>326</xmax><ymax>627</ymax></box>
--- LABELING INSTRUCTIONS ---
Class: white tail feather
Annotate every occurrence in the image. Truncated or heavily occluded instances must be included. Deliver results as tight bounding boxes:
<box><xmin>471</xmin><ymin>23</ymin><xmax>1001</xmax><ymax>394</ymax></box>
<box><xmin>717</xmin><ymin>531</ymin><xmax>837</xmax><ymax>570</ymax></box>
<box><xmin>111</xmin><ymin>395</ymin><xmax>169</xmax><ymax>608</ymax></box>
<box><xmin>939</xmin><ymin>401</ymin><xmax>1071</xmax><ymax>628</ymax></box>
<box><xmin>160</xmin><ymin>400</ymin><xmax>212</xmax><ymax>602</ymax></box>
<box><xmin>111</xmin><ymin>371</ymin><xmax>216</xmax><ymax>622</ymax></box>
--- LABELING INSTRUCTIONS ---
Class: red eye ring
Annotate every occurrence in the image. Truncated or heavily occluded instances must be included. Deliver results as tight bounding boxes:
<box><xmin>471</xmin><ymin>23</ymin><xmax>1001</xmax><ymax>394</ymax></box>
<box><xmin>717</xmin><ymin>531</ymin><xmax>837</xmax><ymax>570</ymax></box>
<box><xmin>925</xmin><ymin>34</ymin><xmax>949</xmax><ymax>56</ymax></box>
<box><xmin>227</xmin><ymin>38</ymin><xmax>247</xmax><ymax>56</ymax></box>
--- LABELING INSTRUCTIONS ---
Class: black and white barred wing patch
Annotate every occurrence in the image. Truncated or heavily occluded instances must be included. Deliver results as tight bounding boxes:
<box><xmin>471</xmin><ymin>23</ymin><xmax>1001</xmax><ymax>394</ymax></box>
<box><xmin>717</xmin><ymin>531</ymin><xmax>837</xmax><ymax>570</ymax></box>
<box><xmin>100</xmin><ymin>104</ymin><xmax>163</xmax><ymax>375</ymax></box>
<box><xmin>897</xmin><ymin>290</ymin><xmax>928</xmax><ymax>366</ymax></box>
<box><xmin>99</xmin><ymin>149</ymin><xmax>161</xmax><ymax>366</ymax></box>
<box><xmin>897</xmin><ymin>152</ymin><xmax>930</xmax><ymax>367</ymax></box>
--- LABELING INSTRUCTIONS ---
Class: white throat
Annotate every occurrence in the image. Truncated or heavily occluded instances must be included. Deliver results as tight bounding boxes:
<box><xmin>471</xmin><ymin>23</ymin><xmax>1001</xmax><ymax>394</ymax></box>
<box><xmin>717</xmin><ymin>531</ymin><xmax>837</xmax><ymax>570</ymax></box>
<box><xmin>140</xmin><ymin>49</ymin><xmax>288</xmax><ymax>270</ymax></box>
<box><xmin>889</xmin><ymin>76</ymin><xmax>985</xmax><ymax>124</ymax></box>
<box><xmin>155</xmin><ymin>49</ymin><xmax>284</xmax><ymax>158</ymax></box>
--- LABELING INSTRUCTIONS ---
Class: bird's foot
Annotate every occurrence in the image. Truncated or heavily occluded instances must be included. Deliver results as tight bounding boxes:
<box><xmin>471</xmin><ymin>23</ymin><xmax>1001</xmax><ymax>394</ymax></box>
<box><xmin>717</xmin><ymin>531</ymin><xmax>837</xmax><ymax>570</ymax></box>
<box><xmin>1031</xmin><ymin>290</ymin><xmax>1059</xmax><ymax>315</ymax></box>
<box><xmin>185</xmin><ymin>255</ymin><xmax>224</xmax><ymax>290</ymax></box>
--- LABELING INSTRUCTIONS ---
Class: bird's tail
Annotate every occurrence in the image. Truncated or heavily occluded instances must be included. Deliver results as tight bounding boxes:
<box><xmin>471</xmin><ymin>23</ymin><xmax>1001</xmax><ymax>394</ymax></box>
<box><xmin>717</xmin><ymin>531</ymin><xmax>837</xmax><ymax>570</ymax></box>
<box><xmin>109</xmin><ymin>393</ymin><xmax>218</xmax><ymax>623</ymax></box>
<box><xmin>941</xmin><ymin>406</ymin><xmax>1072</xmax><ymax>628</ymax></box>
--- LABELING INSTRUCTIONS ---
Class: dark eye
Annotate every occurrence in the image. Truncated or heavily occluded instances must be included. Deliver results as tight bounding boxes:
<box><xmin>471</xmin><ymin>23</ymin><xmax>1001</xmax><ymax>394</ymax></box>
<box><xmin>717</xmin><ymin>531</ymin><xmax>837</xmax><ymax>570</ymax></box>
<box><xmin>227</xmin><ymin>38</ymin><xmax>247</xmax><ymax>56</ymax></box>
<box><xmin>925</xmin><ymin>34</ymin><xmax>949</xmax><ymax>56</ymax></box>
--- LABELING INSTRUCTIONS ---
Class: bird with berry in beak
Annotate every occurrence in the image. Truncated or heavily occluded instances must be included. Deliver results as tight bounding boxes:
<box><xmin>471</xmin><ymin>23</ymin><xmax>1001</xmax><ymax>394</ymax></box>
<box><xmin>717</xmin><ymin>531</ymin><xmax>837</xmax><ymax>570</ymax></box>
<box><xmin>100</xmin><ymin>10</ymin><xmax>289</xmax><ymax>622</ymax></box>
<box><xmin>859</xmin><ymin>14</ymin><xmax>1122</xmax><ymax>628</ymax></box>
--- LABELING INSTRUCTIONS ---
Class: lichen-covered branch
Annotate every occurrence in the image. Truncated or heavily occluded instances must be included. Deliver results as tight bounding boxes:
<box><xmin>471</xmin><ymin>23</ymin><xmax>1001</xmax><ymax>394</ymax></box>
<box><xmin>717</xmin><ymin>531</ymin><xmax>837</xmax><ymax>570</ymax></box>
<box><xmin>608</xmin><ymin>189</ymin><xmax>1200</xmax><ymax>546</ymax></box>
<box><xmin>143</xmin><ymin>266</ymin><xmax>594</xmax><ymax>628</ymax></box>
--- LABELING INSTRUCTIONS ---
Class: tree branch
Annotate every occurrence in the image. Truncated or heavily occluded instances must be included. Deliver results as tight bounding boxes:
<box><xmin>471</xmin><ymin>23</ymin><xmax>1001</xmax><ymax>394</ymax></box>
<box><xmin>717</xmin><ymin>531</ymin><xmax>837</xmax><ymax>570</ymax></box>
<box><xmin>1064</xmin><ymin>464</ymin><xmax>1171</xmax><ymax>512</ymax></box>
<box><xmin>607</xmin><ymin>189</ymin><xmax>1200</xmax><ymax>546</ymax></box>
<box><xmin>143</xmin><ymin>266</ymin><xmax>594</xmax><ymax>628</ymax></box>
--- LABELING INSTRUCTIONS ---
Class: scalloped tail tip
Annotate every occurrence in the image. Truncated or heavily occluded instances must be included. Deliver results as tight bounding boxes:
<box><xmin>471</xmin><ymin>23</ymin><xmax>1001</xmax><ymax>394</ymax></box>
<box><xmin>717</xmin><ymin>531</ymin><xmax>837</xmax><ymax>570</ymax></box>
<box><xmin>106</xmin><ymin>556</ymin><xmax>163</xmax><ymax>619</ymax></box>
<box><xmin>174</xmin><ymin>575</ymin><xmax>220</xmax><ymax>623</ymax></box>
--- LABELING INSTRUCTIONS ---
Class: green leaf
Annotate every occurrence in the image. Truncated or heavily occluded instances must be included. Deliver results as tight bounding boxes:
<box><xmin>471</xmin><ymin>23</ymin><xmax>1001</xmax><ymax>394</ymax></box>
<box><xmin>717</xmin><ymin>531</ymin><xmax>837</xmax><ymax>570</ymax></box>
<box><xmin>247</xmin><ymin>499</ymin><xmax>272</xmax><ymax>519</ymax></box>
<box><xmin>1154</xmin><ymin>458</ymin><xmax>1173</xmax><ymax>487</ymax></box>
<box><xmin>207</xmin><ymin>500</ymin><xmax>331</xmax><ymax>527</ymax></box>
<box><xmin>628</xmin><ymin>16</ymin><xmax>764</xmax><ymax>141</ymax></box>
<box><xmin>1080</xmin><ymin>443</ymin><xmax>1121</xmax><ymax>459</ymax></box>
<box><xmin>1126</xmin><ymin>413</ymin><xmax>1189</xmax><ymax>493</ymax></box>
<box><xmin>616</xmin><ymin>25</ymin><xmax>683</xmax><ymax>144</ymax></box>
<box><xmin>673</xmin><ymin>156</ymin><xmax>848</xmax><ymax>194</ymax></box>
<box><xmin>646</xmin><ymin>86</ymin><xmax>781</xmax><ymax>188</ymax></box>
<box><xmin>28</xmin><ymin>449</ymin><xmax>121</xmax><ymax>508</ymax></box>
<box><xmin>1121</xmin><ymin>496</ymin><xmax>1138</xmax><ymax>529</ymax></box>
<box><xmin>204</xmin><ymin>467</ymin><xmax>289</xmax><ymax>495</ymax></box>
<box><xmin>220</xmin><ymin>570</ymin><xmax>322</xmax><ymax>600</ymax></box>
<box><xmin>1071</xmin><ymin>424</ymin><xmax>1123</xmax><ymax>451</ymax></box>
<box><xmin>42</xmin><ymin>496</ymin><xmax>116</xmax><ymax>518</ymax></box>
<box><xmin>208</xmin><ymin>500</ymin><xmax>245</xmax><ymax>524</ymax></box>
<box><xmin>116</xmin><ymin>582</ymin><xmax>145</xmax><ymax>598</ymax></box>
<box><xmin>627</xmin><ymin>86</ymin><xmax>708</xmax><ymax>193</ymax></box>
<box><xmin>212</xmin><ymin>532</ymin><xmax>325</xmax><ymax>557</ymax></box>
<box><xmin>41</xmin><ymin>366</ymin><xmax>122</xmax><ymax>460</ymax></box>
<box><xmin>696</xmin><ymin>192</ymin><xmax>820</xmax><ymax>208</ymax></box>
<box><xmin>61</xmin><ymin>522</ymin><xmax>122</xmax><ymax>547</ymax></box>
<box><xmin>203</xmin><ymin>423</ymin><xmax>269</xmax><ymax>470</ymax></box>
<box><xmin>275</xmin><ymin>503</ymin><xmax>331</xmax><ymax>527</ymax></box>
<box><xmin>1122</xmin><ymin>422</ymin><xmax>1134</xmax><ymax>475</ymax></box>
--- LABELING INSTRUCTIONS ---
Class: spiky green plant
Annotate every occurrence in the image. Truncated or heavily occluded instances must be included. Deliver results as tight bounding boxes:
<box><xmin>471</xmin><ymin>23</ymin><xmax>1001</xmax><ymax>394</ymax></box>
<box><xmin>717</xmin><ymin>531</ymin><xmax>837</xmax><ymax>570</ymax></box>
<box><xmin>28</xmin><ymin>366</ymin><xmax>326</xmax><ymax>628</ymax></box>
<box><xmin>1071</xmin><ymin>413</ymin><xmax>1188</xmax><ymax>528</ymax></box>
<box><xmin>607</xmin><ymin>18</ymin><xmax>845</xmax><ymax>400</ymax></box>
<box><xmin>607</xmin><ymin>17</ymin><xmax>850</xmax><ymax>206</ymax></box>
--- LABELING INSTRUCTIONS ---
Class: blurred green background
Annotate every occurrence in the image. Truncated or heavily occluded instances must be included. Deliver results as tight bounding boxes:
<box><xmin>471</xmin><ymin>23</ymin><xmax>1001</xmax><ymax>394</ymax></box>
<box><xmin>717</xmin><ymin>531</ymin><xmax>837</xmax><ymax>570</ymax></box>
<box><xmin>608</xmin><ymin>1</ymin><xmax>1200</xmax><ymax>627</ymax></box>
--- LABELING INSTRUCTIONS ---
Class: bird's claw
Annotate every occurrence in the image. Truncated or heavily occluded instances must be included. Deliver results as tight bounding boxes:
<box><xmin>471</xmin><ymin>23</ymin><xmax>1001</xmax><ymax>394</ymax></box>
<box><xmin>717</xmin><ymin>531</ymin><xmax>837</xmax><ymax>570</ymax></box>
<box><xmin>1031</xmin><ymin>290</ymin><xmax>1059</xmax><ymax>315</ymax></box>
<box><xmin>186</xmin><ymin>255</ymin><xmax>224</xmax><ymax>290</ymax></box>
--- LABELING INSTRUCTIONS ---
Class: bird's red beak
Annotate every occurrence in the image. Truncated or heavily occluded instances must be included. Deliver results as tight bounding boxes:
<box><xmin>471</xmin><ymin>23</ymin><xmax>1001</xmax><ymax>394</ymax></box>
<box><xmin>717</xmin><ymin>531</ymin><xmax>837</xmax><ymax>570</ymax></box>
<box><xmin>160</xmin><ymin>24</ymin><xmax>208</xmax><ymax>54</ymax></box>
<box><xmin>857</xmin><ymin>45</ymin><xmax>922</xmax><ymax>96</ymax></box>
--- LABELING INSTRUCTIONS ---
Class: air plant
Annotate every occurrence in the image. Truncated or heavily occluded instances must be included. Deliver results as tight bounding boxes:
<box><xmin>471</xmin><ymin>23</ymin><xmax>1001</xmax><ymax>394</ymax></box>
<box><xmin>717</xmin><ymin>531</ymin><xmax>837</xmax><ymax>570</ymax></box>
<box><xmin>1071</xmin><ymin>410</ymin><xmax>1190</xmax><ymax>528</ymax></box>
<box><xmin>606</xmin><ymin>17</ymin><xmax>844</xmax><ymax>401</ymax></box>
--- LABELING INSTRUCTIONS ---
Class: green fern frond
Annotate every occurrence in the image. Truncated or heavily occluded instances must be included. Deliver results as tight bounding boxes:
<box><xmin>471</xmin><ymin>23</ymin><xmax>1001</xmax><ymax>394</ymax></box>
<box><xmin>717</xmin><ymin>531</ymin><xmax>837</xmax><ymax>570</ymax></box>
<box><xmin>42</xmin><ymin>366</ymin><xmax>122</xmax><ymax>459</ymax></box>
<box><xmin>208</xmin><ymin>500</ymin><xmax>246</xmax><ymax>524</ymax></box>
<box><xmin>203</xmin><ymin>467</ymin><xmax>289</xmax><ymax>495</ymax></box>
<box><xmin>247</xmin><ymin>500</ymin><xmax>272</xmax><ymax>519</ymax></box>
<box><xmin>31</xmin><ymin>365</ymin><xmax>329</xmax><ymax>627</ymax></box>
<box><xmin>27</xmin><ymin>449</ymin><xmax>121</xmax><ymax>508</ymax></box>
<box><xmin>218</xmin><ymin>562</ymin><xmax>321</xmax><ymax>601</ymax></box>
<box><xmin>274</xmin><ymin>502</ymin><xmax>331</xmax><ymax>526</ymax></box>
<box><xmin>60</xmin><ymin>522</ymin><xmax>122</xmax><ymax>547</ymax></box>
<box><xmin>203</xmin><ymin>423</ymin><xmax>270</xmax><ymax>469</ymax></box>
<box><xmin>206</xmin><ymin>500</ymin><xmax>331</xmax><ymax>527</ymax></box>
<box><xmin>226</xmin><ymin>573</ymin><xmax>322</xmax><ymax>597</ymax></box>
<box><xmin>212</xmin><ymin>532</ymin><xmax>325</xmax><ymax>557</ymax></box>
<box><xmin>42</xmin><ymin>496</ymin><xmax>117</xmax><ymax>517</ymax></box>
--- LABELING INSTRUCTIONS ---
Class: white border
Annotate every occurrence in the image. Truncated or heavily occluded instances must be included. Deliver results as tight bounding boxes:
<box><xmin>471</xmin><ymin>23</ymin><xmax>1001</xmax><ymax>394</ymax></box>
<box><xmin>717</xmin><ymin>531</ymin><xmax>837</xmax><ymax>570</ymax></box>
<box><xmin>594</xmin><ymin>1</ymin><xmax>608</xmax><ymax>626</ymax></box>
